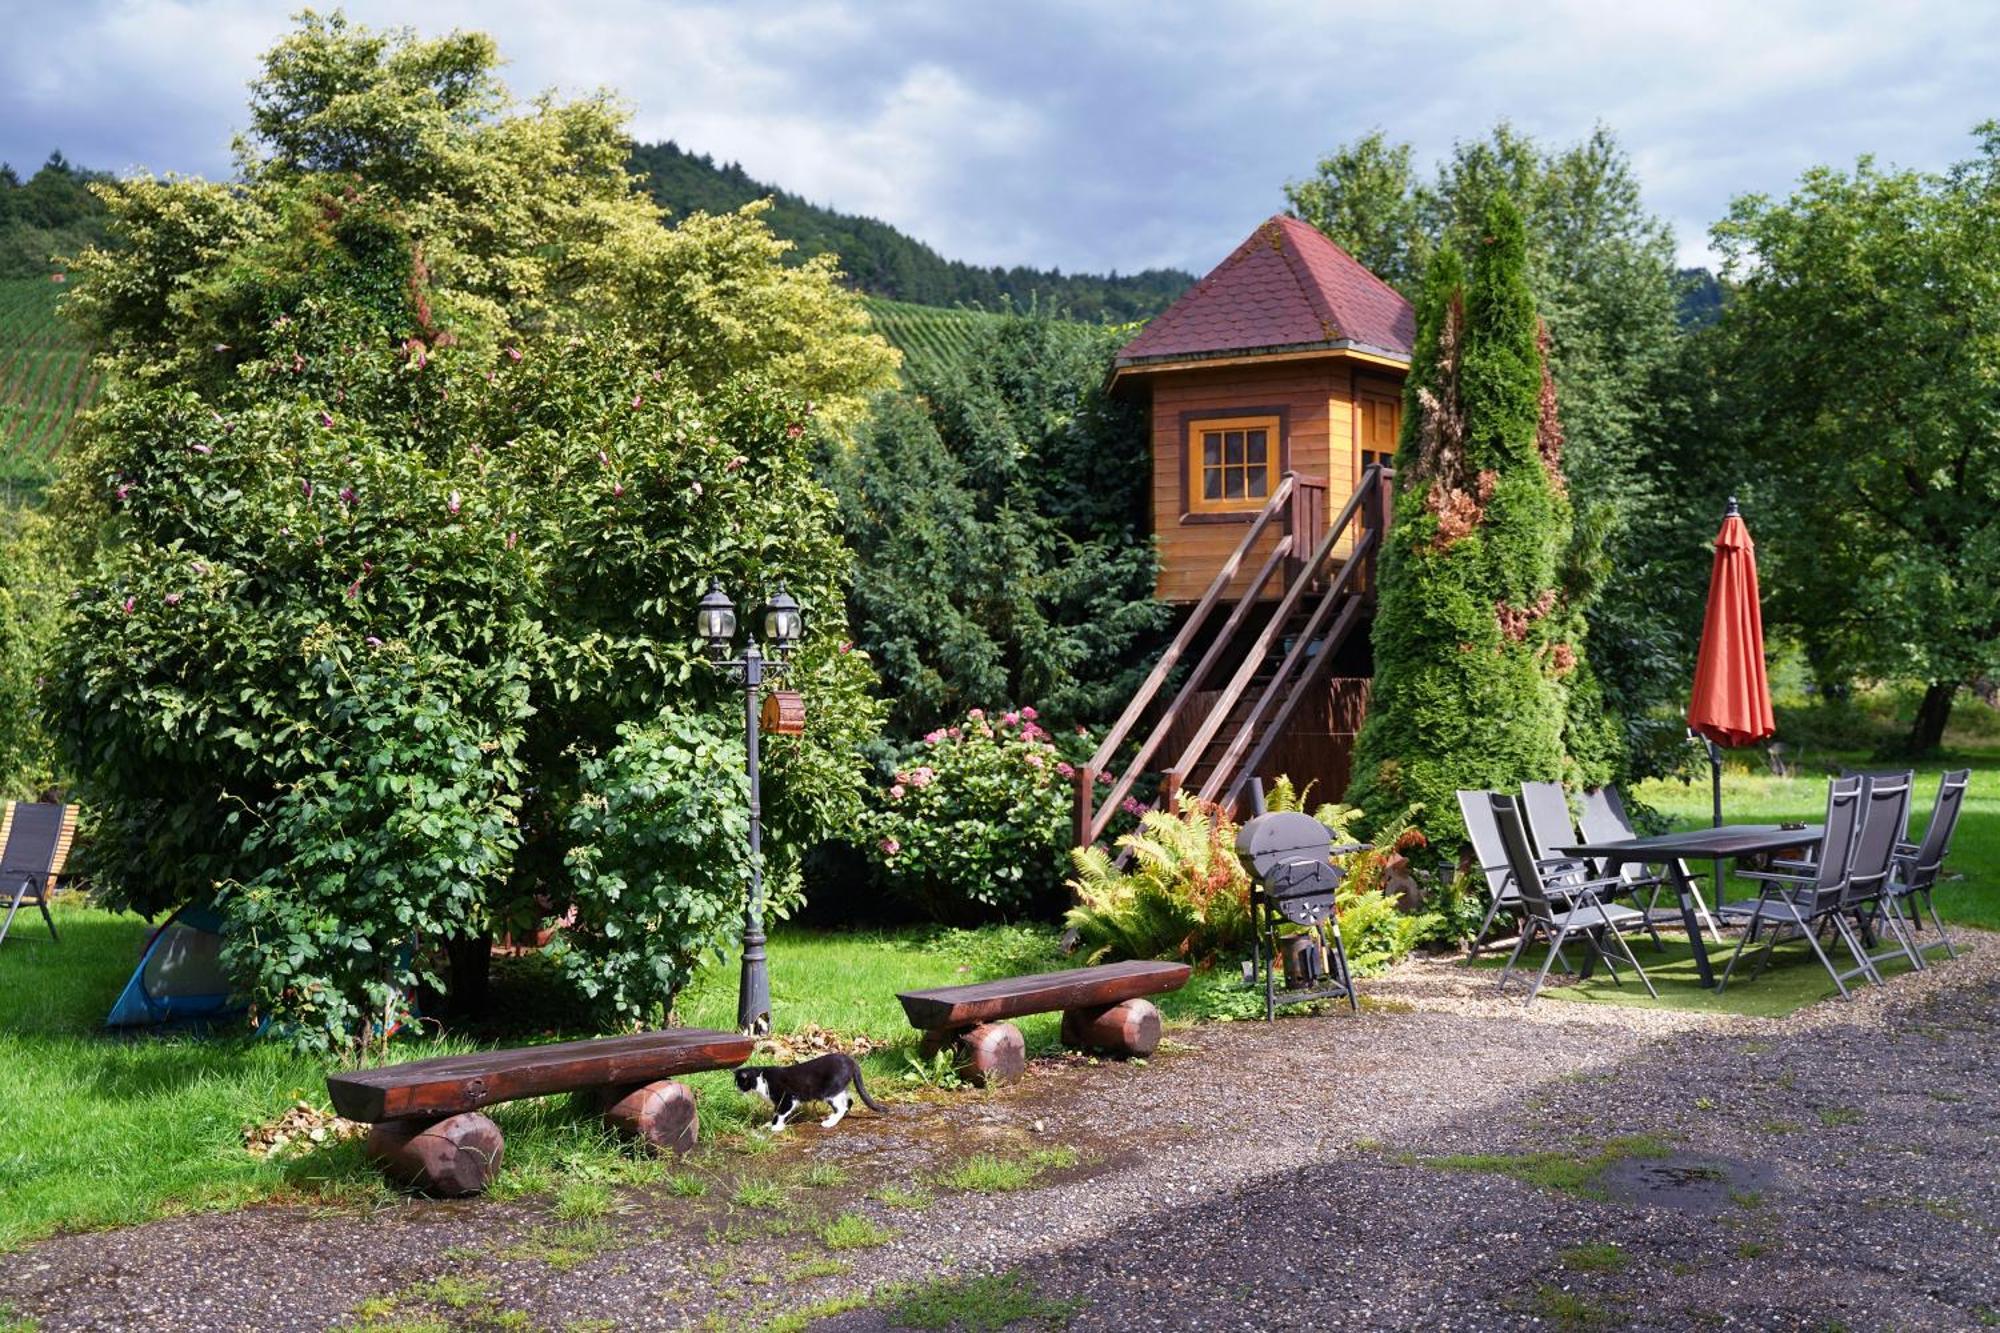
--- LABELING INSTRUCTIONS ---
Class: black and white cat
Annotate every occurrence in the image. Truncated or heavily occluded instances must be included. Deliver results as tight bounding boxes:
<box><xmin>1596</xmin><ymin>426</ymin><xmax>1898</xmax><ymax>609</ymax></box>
<box><xmin>734</xmin><ymin>1052</ymin><xmax>885</xmax><ymax>1132</ymax></box>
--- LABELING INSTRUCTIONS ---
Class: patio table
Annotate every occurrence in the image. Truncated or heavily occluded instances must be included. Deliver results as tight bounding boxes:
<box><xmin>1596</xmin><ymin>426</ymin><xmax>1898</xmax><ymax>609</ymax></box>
<box><xmin>1556</xmin><ymin>823</ymin><xmax>1823</xmax><ymax>989</ymax></box>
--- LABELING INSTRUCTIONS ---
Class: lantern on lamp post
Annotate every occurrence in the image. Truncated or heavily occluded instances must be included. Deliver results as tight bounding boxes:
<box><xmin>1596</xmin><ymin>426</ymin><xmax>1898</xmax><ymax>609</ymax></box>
<box><xmin>695</xmin><ymin>577</ymin><xmax>805</xmax><ymax>1035</ymax></box>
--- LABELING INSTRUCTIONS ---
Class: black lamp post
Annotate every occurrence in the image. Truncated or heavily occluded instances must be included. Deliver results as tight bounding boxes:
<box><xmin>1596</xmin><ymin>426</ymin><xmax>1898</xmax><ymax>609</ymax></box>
<box><xmin>696</xmin><ymin>577</ymin><xmax>803</xmax><ymax>1035</ymax></box>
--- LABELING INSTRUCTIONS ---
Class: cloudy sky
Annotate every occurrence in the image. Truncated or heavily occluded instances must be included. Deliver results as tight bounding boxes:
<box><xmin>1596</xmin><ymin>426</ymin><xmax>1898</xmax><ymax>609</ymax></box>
<box><xmin>1</xmin><ymin>0</ymin><xmax>1995</xmax><ymax>276</ymax></box>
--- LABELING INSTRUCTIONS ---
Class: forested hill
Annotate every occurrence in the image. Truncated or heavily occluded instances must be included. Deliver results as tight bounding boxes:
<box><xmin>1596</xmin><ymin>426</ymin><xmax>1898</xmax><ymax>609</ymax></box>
<box><xmin>630</xmin><ymin>140</ymin><xmax>1193</xmax><ymax>320</ymax></box>
<box><xmin>0</xmin><ymin>153</ymin><xmax>110</xmax><ymax>277</ymax></box>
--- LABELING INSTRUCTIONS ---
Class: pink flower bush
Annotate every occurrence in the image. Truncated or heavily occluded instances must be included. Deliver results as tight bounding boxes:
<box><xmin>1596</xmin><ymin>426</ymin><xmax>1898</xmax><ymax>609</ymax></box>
<box><xmin>878</xmin><ymin>838</ymin><xmax>900</xmax><ymax>856</ymax></box>
<box><xmin>864</xmin><ymin>705</ymin><xmax>1102</xmax><ymax>917</ymax></box>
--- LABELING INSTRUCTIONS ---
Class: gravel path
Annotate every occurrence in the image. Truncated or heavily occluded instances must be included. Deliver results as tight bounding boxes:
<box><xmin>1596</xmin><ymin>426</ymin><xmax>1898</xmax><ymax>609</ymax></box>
<box><xmin>5</xmin><ymin>932</ymin><xmax>1995</xmax><ymax>1332</ymax></box>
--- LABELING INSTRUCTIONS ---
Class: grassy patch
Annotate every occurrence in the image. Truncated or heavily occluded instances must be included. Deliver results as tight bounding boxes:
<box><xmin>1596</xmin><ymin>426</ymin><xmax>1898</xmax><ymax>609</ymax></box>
<box><xmin>1424</xmin><ymin>1133</ymin><xmax>1674</xmax><ymax>1200</ymax></box>
<box><xmin>820</xmin><ymin>1212</ymin><xmax>895</xmax><ymax>1250</ymax></box>
<box><xmin>937</xmin><ymin>1154</ymin><xmax>1035</xmax><ymax>1193</ymax></box>
<box><xmin>786</xmin><ymin>1256</ymin><xmax>850</xmax><ymax>1281</ymax></box>
<box><xmin>665</xmin><ymin>1171</ymin><xmax>708</xmax><ymax>1198</ymax></box>
<box><xmin>1559</xmin><ymin>1243</ymin><xmax>1628</xmax><ymax>1273</ymax></box>
<box><xmin>879</xmin><ymin>1271</ymin><xmax>1081</xmax><ymax>1331</ymax></box>
<box><xmin>1534</xmin><ymin>1284</ymin><xmax>1615</xmax><ymax>1329</ymax></box>
<box><xmin>493</xmin><ymin>1220</ymin><xmax>625</xmax><ymax>1273</ymax></box>
<box><xmin>553</xmin><ymin>1178</ymin><xmax>614</xmax><ymax>1221</ymax></box>
<box><xmin>0</xmin><ymin>909</ymin><xmax>1078</xmax><ymax>1248</ymax></box>
<box><xmin>1818</xmin><ymin>1106</ymin><xmax>1864</xmax><ymax>1128</ymax></box>
<box><xmin>730</xmin><ymin>1179</ymin><xmax>788</xmax><ymax>1210</ymax></box>
<box><xmin>797</xmin><ymin>1163</ymin><xmax>850</xmax><ymax>1189</ymax></box>
<box><xmin>874</xmin><ymin>1182</ymin><xmax>934</xmax><ymax>1209</ymax></box>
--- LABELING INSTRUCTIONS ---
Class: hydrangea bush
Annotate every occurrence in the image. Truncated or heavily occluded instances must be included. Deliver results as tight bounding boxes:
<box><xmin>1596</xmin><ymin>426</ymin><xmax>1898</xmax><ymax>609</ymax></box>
<box><xmin>861</xmin><ymin>706</ymin><xmax>1093</xmax><ymax>920</ymax></box>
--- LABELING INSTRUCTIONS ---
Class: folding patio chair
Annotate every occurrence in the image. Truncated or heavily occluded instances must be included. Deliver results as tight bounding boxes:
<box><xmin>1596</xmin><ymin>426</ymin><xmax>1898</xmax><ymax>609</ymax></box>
<box><xmin>1488</xmin><ymin>792</ymin><xmax>1657</xmax><ymax>1004</ymax></box>
<box><xmin>1521</xmin><ymin>780</ymin><xmax>1664</xmax><ymax>949</ymax></box>
<box><xmin>1841</xmin><ymin>771</ymin><xmax>1922</xmax><ymax>979</ymax></box>
<box><xmin>1578</xmin><ymin>784</ymin><xmax>1718</xmax><ymax>937</ymax></box>
<box><xmin>0</xmin><ymin>801</ymin><xmax>77</xmax><ymax>948</ymax></box>
<box><xmin>1459</xmin><ymin>788</ymin><xmax>1584</xmax><ymax>960</ymax></box>
<box><xmin>1875</xmin><ymin>769</ymin><xmax>1970</xmax><ymax>966</ymax></box>
<box><xmin>1718</xmin><ymin>774</ymin><xmax>1861</xmax><ymax>927</ymax></box>
<box><xmin>1718</xmin><ymin>775</ymin><xmax>1895</xmax><ymax>1000</ymax></box>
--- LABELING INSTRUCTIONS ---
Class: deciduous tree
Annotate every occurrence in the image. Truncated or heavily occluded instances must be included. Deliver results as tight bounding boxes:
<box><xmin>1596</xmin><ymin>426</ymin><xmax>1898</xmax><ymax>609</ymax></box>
<box><xmin>1711</xmin><ymin>123</ymin><xmax>2000</xmax><ymax>751</ymax></box>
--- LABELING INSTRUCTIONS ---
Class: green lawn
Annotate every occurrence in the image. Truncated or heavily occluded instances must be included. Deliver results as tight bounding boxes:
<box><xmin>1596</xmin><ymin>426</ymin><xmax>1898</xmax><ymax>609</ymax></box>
<box><xmin>0</xmin><ymin>908</ymin><xmax>1081</xmax><ymax>1251</ymax></box>
<box><xmin>1633</xmin><ymin>740</ymin><xmax>1998</xmax><ymax>931</ymax></box>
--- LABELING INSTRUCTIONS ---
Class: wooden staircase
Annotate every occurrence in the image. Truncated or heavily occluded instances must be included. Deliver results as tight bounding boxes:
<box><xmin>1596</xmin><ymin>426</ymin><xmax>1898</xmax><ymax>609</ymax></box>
<box><xmin>1072</xmin><ymin>464</ymin><xmax>1393</xmax><ymax>849</ymax></box>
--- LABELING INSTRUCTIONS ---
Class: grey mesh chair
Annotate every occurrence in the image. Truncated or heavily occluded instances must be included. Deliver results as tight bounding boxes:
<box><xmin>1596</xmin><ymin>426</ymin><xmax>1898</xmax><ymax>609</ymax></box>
<box><xmin>1579</xmin><ymin>785</ymin><xmax>1718</xmax><ymax>936</ymax></box>
<box><xmin>1488</xmin><ymin>793</ymin><xmax>1657</xmax><ymax>1003</ymax></box>
<box><xmin>1719</xmin><ymin>775</ymin><xmax>1882</xmax><ymax>999</ymax></box>
<box><xmin>1722</xmin><ymin>774</ymin><xmax>1862</xmax><ymax>926</ymax></box>
<box><xmin>1877</xmin><ymin>769</ymin><xmax>1970</xmax><ymax>966</ymax></box>
<box><xmin>0</xmin><ymin>801</ymin><xmax>76</xmax><ymax>948</ymax></box>
<box><xmin>1460</xmin><ymin>788</ymin><xmax>1582</xmax><ymax>960</ymax></box>
<box><xmin>1842</xmin><ymin>771</ymin><xmax>1921</xmax><ymax>979</ymax></box>
<box><xmin>1522</xmin><ymin>780</ymin><xmax>1664</xmax><ymax>949</ymax></box>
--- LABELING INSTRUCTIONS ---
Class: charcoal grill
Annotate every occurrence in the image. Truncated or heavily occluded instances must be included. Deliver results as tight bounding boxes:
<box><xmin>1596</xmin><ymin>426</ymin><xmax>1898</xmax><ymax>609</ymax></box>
<box><xmin>1235</xmin><ymin>808</ymin><xmax>1368</xmax><ymax>1020</ymax></box>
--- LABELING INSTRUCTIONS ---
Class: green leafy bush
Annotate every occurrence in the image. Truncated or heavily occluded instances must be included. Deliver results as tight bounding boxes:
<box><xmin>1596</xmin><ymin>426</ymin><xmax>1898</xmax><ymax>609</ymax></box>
<box><xmin>861</xmin><ymin>707</ymin><xmax>1084</xmax><ymax>920</ymax></box>
<box><xmin>44</xmin><ymin>14</ymin><xmax>894</xmax><ymax>1047</ymax></box>
<box><xmin>559</xmin><ymin>712</ymin><xmax>752</xmax><ymax>1027</ymax></box>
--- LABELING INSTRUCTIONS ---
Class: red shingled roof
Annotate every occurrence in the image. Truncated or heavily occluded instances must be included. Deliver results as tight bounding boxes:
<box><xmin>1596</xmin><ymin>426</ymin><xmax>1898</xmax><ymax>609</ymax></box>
<box><xmin>1118</xmin><ymin>215</ymin><xmax>1414</xmax><ymax>366</ymax></box>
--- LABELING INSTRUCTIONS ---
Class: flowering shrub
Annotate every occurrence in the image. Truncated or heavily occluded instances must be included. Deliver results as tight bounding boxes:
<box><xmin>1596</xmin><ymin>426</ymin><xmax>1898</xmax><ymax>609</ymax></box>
<box><xmin>862</xmin><ymin>706</ymin><xmax>1090</xmax><ymax>919</ymax></box>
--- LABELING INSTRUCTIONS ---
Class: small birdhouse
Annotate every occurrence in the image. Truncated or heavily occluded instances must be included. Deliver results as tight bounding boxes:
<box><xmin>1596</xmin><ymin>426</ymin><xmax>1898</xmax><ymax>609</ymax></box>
<box><xmin>760</xmin><ymin>690</ymin><xmax>806</xmax><ymax>735</ymax></box>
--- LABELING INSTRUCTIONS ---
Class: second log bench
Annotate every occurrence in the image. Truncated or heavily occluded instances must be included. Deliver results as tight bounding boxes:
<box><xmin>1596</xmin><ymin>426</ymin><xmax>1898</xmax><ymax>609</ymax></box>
<box><xmin>326</xmin><ymin>1028</ymin><xmax>753</xmax><ymax>1196</ymax></box>
<box><xmin>896</xmin><ymin>959</ymin><xmax>1191</xmax><ymax>1086</ymax></box>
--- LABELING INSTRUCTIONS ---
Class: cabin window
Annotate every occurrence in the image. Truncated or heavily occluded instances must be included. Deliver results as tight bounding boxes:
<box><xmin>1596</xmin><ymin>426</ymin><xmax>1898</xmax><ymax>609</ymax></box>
<box><xmin>1356</xmin><ymin>391</ymin><xmax>1401</xmax><ymax>529</ymax></box>
<box><xmin>1187</xmin><ymin>415</ymin><xmax>1280</xmax><ymax>515</ymax></box>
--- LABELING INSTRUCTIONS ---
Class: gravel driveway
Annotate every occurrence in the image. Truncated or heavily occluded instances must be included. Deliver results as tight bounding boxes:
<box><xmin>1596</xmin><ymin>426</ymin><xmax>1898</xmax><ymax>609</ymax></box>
<box><xmin>5</xmin><ymin>932</ymin><xmax>1995</xmax><ymax>1332</ymax></box>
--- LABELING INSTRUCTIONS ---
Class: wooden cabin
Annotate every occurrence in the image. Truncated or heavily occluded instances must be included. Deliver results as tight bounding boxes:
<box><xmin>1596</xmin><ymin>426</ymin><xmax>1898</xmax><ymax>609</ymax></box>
<box><xmin>1076</xmin><ymin>217</ymin><xmax>1415</xmax><ymax>845</ymax></box>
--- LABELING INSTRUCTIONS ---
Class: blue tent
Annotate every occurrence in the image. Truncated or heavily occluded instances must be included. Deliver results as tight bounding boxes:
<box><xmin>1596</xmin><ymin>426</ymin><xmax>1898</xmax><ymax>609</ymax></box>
<box><xmin>105</xmin><ymin>902</ymin><xmax>246</xmax><ymax>1029</ymax></box>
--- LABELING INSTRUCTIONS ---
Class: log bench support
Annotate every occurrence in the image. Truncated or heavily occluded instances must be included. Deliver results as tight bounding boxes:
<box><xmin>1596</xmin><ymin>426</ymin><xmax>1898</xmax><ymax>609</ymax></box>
<box><xmin>920</xmin><ymin>1021</ymin><xmax>1027</xmax><ymax>1087</ymax></box>
<box><xmin>1059</xmin><ymin>997</ymin><xmax>1162</xmax><ymax>1057</ymax></box>
<box><xmin>364</xmin><ymin>1111</ymin><xmax>506</xmax><ymax>1198</ymax></box>
<box><xmin>599</xmin><ymin>1079</ymin><xmax>699</xmax><ymax>1155</ymax></box>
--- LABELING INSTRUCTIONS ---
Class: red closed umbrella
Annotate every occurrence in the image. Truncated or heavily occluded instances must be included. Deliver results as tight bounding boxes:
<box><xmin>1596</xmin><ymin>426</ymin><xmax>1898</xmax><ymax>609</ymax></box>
<box><xmin>1688</xmin><ymin>498</ymin><xmax>1776</xmax><ymax>899</ymax></box>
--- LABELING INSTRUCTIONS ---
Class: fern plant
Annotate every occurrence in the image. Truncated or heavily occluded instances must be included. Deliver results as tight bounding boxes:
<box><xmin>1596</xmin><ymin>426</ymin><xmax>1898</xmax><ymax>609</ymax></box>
<box><xmin>1064</xmin><ymin>797</ymin><xmax>1253</xmax><ymax>965</ymax></box>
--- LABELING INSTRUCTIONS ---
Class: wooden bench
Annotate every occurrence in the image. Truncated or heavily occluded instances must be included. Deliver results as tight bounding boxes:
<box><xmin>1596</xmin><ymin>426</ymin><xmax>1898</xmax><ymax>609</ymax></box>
<box><xmin>896</xmin><ymin>960</ymin><xmax>1191</xmax><ymax>1087</ymax></box>
<box><xmin>326</xmin><ymin>1028</ymin><xmax>753</xmax><ymax>1196</ymax></box>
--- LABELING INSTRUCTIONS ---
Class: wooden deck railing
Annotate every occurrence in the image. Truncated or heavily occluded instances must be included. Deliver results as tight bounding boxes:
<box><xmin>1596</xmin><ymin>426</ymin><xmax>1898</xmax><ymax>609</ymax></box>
<box><xmin>1073</xmin><ymin>464</ymin><xmax>1394</xmax><ymax>849</ymax></box>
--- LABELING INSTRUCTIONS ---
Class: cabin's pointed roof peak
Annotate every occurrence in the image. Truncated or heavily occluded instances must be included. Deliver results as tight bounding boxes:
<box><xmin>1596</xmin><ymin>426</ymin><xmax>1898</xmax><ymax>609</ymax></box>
<box><xmin>1118</xmin><ymin>214</ymin><xmax>1414</xmax><ymax>368</ymax></box>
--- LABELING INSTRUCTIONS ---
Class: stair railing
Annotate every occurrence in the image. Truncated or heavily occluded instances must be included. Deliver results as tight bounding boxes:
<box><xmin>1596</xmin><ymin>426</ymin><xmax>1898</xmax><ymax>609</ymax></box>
<box><xmin>1074</xmin><ymin>472</ymin><xmax>1307</xmax><ymax>847</ymax></box>
<box><xmin>1072</xmin><ymin>464</ymin><xmax>1394</xmax><ymax>848</ymax></box>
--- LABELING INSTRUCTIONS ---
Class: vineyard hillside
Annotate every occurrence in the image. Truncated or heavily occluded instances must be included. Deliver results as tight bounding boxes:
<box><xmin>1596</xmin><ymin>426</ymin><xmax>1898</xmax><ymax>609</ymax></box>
<box><xmin>0</xmin><ymin>279</ymin><xmax>94</xmax><ymax>490</ymax></box>
<box><xmin>862</xmin><ymin>298</ymin><xmax>1013</xmax><ymax>383</ymax></box>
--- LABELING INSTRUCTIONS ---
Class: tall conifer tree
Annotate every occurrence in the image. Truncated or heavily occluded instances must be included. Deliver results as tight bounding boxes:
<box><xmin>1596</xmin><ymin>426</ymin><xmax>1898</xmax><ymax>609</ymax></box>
<box><xmin>1347</xmin><ymin>191</ymin><xmax>1613</xmax><ymax>846</ymax></box>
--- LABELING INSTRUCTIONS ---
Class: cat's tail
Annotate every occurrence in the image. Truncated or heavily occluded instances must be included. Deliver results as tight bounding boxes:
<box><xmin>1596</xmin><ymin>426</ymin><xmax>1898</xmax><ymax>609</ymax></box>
<box><xmin>852</xmin><ymin>1064</ymin><xmax>887</xmax><ymax>1113</ymax></box>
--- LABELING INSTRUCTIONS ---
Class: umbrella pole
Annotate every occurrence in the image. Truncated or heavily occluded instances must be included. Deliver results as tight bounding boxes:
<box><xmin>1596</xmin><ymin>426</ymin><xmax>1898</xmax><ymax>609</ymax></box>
<box><xmin>1709</xmin><ymin>740</ymin><xmax>1725</xmax><ymax>910</ymax></box>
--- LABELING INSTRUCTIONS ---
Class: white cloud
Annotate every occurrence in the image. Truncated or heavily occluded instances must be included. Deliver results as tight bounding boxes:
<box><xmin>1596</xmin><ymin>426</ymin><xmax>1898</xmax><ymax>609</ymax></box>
<box><xmin>1</xmin><ymin>0</ymin><xmax>1995</xmax><ymax>277</ymax></box>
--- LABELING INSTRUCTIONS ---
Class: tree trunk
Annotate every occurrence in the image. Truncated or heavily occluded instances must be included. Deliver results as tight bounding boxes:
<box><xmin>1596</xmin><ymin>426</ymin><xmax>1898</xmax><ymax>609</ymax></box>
<box><xmin>445</xmin><ymin>928</ymin><xmax>494</xmax><ymax>1019</ymax></box>
<box><xmin>1908</xmin><ymin>681</ymin><xmax>1956</xmax><ymax>755</ymax></box>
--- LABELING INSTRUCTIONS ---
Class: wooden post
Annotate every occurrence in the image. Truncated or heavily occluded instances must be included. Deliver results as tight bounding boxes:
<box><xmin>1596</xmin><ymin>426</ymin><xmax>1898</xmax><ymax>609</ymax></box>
<box><xmin>365</xmin><ymin>1112</ymin><xmax>505</xmax><ymax>1197</ymax></box>
<box><xmin>600</xmin><ymin>1079</ymin><xmax>699</xmax><ymax>1156</ymax></box>
<box><xmin>1160</xmin><ymin>770</ymin><xmax>1182</xmax><ymax>811</ymax></box>
<box><xmin>920</xmin><ymin>1021</ymin><xmax>1025</xmax><ymax>1087</ymax></box>
<box><xmin>1060</xmin><ymin>998</ymin><xmax>1162</xmax><ymax>1058</ymax></box>
<box><xmin>1073</xmin><ymin>764</ymin><xmax>1096</xmax><ymax>849</ymax></box>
